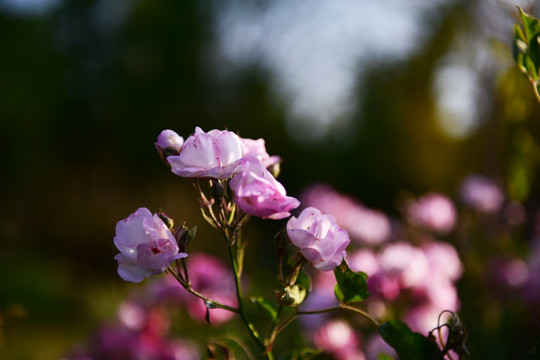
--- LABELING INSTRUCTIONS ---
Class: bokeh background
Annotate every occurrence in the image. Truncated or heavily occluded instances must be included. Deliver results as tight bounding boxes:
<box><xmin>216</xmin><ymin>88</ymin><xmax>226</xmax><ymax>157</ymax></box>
<box><xmin>2</xmin><ymin>0</ymin><xmax>540</xmax><ymax>358</ymax></box>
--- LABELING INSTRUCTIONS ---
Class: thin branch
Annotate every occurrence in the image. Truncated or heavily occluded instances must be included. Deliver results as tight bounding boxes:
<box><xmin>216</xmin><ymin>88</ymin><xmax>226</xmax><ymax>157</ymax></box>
<box><xmin>167</xmin><ymin>268</ymin><xmax>240</xmax><ymax>314</ymax></box>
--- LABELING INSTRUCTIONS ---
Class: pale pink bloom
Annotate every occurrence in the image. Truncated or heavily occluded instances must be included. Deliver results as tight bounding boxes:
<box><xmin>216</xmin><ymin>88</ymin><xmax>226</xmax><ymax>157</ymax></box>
<box><xmin>313</xmin><ymin>269</ymin><xmax>339</xmax><ymax>293</ymax></box>
<box><xmin>367</xmin><ymin>273</ymin><xmax>401</xmax><ymax>301</ymax></box>
<box><xmin>347</xmin><ymin>249</ymin><xmax>379</xmax><ymax>276</ymax></box>
<box><xmin>155</xmin><ymin>129</ymin><xmax>184</xmax><ymax>153</ymax></box>
<box><xmin>301</xmin><ymin>184</ymin><xmax>391</xmax><ymax>245</ymax></box>
<box><xmin>417</xmin><ymin>275</ymin><xmax>460</xmax><ymax>311</ymax></box>
<box><xmin>230</xmin><ymin>155</ymin><xmax>300</xmax><ymax>219</ymax></box>
<box><xmin>167</xmin><ymin>127</ymin><xmax>244</xmax><ymax>179</ymax></box>
<box><xmin>313</xmin><ymin>319</ymin><xmax>365</xmax><ymax>360</ymax></box>
<box><xmin>422</xmin><ymin>241</ymin><xmax>463</xmax><ymax>281</ymax></box>
<box><xmin>118</xmin><ymin>301</ymin><xmax>148</xmax><ymax>330</ymax></box>
<box><xmin>241</xmin><ymin>137</ymin><xmax>280</xmax><ymax>168</ymax></box>
<box><xmin>181</xmin><ymin>253</ymin><xmax>238</xmax><ymax>325</ymax></box>
<box><xmin>459</xmin><ymin>175</ymin><xmax>503</xmax><ymax>213</ymax></box>
<box><xmin>406</xmin><ymin>193</ymin><xmax>456</xmax><ymax>233</ymax></box>
<box><xmin>345</xmin><ymin>206</ymin><xmax>392</xmax><ymax>245</ymax></box>
<box><xmin>378</xmin><ymin>242</ymin><xmax>430</xmax><ymax>288</ymax></box>
<box><xmin>287</xmin><ymin>207</ymin><xmax>350</xmax><ymax>271</ymax></box>
<box><xmin>114</xmin><ymin>208</ymin><xmax>187</xmax><ymax>283</ymax></box>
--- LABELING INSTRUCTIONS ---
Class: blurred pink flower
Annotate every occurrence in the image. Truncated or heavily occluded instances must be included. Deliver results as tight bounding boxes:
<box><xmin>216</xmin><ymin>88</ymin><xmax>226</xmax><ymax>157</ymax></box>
<box><xmin>301</xmin><ymin>184</ymin><xmax>391</xmax><ymax>245</ymax></box>
<box><xmin>421</xmin><ymin>241</ymin><xmax>463</xmax><ymax>281</ymax></box>
<box><xmin>181</xmin><ymin>253</ymin><xmax>238</xmax><ymax>325</ymax></box>
<box><xmin>354</xmin><ymin>241</ymin><xmax>462</xmax><ymax>327</ymax></box>
<box><xmin>378</xmin><ymin>242</ymin><xmax>430</xmax><ymax>288</ymax></box>
<box><xmin>241</xmin><ymin>137</ymin><xmax>280</xmax><ymax>168</ymax></box>
<box><xmin>459</xmin><ymin>175</ymin><xmax>503</xmax><ymax>213</ymax></box>
<box><xmin>230</xmin><ymin>155</ymin><xmax>300</xmax><ymax>219</ymax></box>
<box><xmin>114</xmin><ymin>207</ymin><xmax>187</xmax><ymax>283</ymax></box>
<box><xmin>313</xmin><ymin>319</ymin><xmax>365</xmax><ymax>360</ymax></box>
<box><xmin>167</xmin><ymin>127</ymin><xmax>244</xmax><ymax>179</ymax></box>
<box><xmin>403</xmin><ymin>304</ymin><xmax>448</xmax><ymax>335</ymax></box>
<box><xmin>406</xmin><ymin>193</ymin><xmax>456</xmax><ymax>233</ymax></box>
<box><xmin>287</xmin><ymin>207</ymin><xmax>350</xmax><ymax>271</ymax></box>
<box><xmin>65</xmin><ymin>302</ymin><xmax>200</xmax><ymax>360</ymax></box>
<box><xmin>347</xmin><ymin>249</ymin><xmax>379</xmax><ymax>276</ymax></box>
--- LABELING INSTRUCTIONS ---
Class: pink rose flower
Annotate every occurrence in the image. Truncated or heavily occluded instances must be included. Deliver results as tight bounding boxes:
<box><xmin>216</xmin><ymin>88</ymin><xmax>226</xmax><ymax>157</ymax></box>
<box><xmin>167</xmin><ymin>127</ymin><xmax>244</xmax><ymax>179</ymax></box>
<box><xmin>230</xmin><ymin>155</ymin><xmax>300</xmax><ymax>220</ymax></box>
<box><xmin>301</xmin><ymin>184</ymin><xmax>391</xmax><ymax>245</ymax></box>
<box><xmin>240</xmin><ymin>137</ymin><xmax>280</xmax><ymax>168</ymax></box>
<box><xmin>114</xmin><ymin>208</ymin><xmax>187</xmax><ymax>283</ymax></box>
<box><xmin>286</xmin><ymin>207</ymin><xmax>350</xmax><ymax>271</ymax></box>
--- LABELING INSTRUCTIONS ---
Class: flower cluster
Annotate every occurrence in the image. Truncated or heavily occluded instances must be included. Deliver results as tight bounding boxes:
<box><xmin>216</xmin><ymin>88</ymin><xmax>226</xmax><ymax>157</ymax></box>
<box><xmin>115</xmin><ymin>127</ymin><xmax>350</xmax><ymax>282</ymax></box>
<box><xmin>107</xmin><ymin>127</ymin><xmax>471</xmax><ymax>360</ymax></box>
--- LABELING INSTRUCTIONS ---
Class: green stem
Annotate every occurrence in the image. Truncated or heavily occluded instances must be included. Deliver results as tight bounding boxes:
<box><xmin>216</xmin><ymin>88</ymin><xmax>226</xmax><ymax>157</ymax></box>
<box><xmin>264</xmin><ymin>305</ymin><xmax>283</xmax><ymax>354</ymax></box>
<box><xmin>341</xmin><ymin>304</ymin><xmax>379</xmax><ymax>326</ymax></box>
<box><xmin>531</xmin><ymin>79</ymin><xmax>540</xmax><ymax>103</ymax></box>
<box><xmin>287</xmin><ymin>304</ymin><xmax>379</xmax><ymax>330</ymax></box>
<box><xmin>167</xmin><ymin>268</ymin><xmax>240</xmax><ymax>314</ymax></box>
<box><xmin>226</xmin><ymin>246</ymin><xmax>267</xmax><ymax>355</ymax></box>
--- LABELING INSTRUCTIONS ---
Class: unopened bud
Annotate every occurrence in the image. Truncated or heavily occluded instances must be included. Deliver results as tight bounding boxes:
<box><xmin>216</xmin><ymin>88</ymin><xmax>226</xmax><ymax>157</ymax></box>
<box><xmin>274</xmin><ymin>229</ymin><xmax>289</xmax><ymax>250</ymax></box>
<box><xmin>155</xmin><ymin>130</ymin><xmax>184</xmax><ymax>162</ymax></box>
<box><xmin>158</xmin><ymin>211</ymin><xmax>174</xmax><ymax>229</ymax></box>
<box><xmin>175</xmin><ymin>223</ymin><xmax>197</xmax><ymax>252</ymax></box>
<box><xmin>276</xmin><ymin>285</ymin><xmax>307</xmax><ymax>307</ymax></box>
<box><xmin>211</xmin><ymin>179</ymin><xmax>226</xmax><ymax>202</ymax></box>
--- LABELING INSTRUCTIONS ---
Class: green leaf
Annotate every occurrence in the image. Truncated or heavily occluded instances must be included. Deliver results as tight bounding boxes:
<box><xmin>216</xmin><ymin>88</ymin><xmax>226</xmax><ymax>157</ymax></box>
<box><xmin>379</xmin><ymin>320</ymin><xmax>443</xmax><ymax>360</ymax></box>
<box><xmin>278</xmin><ymin>348</ymin><xmax>322</xmax><ymax>360</ymax></box>
<box><xmin>250</xmin><ymin>296</ymin><xmax>278</xmax><ymax>320</ymax></box>
<box><xmin>519</xmin><ymin>7</ymin><xmax>540</xmax><ymax>49</ymax></box>
<box><xmin>514</xmin><ymin>23</ymin><xmax>528</xmax><ymax>72</ymax></box>
<box><xmin>514</xmin><ymin>7</ymin><xmax>540</xmax><ymax>100</ymax></box>
<box><xmin>525</xmin><ymin>53</ymin><xmax>539</xmax><ymax>81</ymax></box>
<box><xmin>333</xmin><ymin>260</ymin><xmax>370</xmax><ymax>304</ymax></box>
